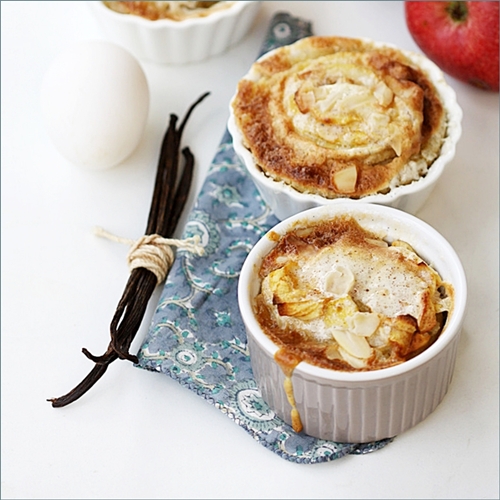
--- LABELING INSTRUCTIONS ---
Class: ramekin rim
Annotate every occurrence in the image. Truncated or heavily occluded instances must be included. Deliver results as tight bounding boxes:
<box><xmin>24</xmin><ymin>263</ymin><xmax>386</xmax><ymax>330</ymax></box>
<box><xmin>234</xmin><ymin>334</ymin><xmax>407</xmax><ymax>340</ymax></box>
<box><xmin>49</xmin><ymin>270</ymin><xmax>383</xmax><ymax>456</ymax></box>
<box><xmin>89</xmin><ymin>1</ymin><xmax>257</xmax><ymax>29</ymax></box>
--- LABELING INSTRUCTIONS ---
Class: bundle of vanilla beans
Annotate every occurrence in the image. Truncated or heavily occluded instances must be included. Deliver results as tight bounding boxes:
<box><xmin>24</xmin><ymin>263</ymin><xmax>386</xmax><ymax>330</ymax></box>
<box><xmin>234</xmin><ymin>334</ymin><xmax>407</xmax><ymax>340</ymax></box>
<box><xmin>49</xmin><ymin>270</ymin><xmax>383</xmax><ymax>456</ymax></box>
<box><xmin>49</xmin><ymin>92</ymin><xmax>210</xmax><ymax>407</ymax></box>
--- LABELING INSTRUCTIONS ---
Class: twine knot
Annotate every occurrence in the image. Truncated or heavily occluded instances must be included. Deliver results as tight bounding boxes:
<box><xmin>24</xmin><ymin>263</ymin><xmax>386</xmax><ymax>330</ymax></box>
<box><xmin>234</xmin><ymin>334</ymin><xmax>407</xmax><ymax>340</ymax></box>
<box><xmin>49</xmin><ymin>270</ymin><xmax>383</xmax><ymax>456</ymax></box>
<box><xmin>94</xmin><ymin>227</ymin><xmax>204</xmax><ymax>284</ymax></box>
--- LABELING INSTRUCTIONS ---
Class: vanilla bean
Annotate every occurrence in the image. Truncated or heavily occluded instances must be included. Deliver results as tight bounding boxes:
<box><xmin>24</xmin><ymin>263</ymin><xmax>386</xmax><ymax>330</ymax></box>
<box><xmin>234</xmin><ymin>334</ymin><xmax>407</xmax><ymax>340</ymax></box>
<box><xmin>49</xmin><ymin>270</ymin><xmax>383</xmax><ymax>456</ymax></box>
<box><xmin>49</xmin><ymin>92</ymin><xmax>210</xmax><ymax>408</ymax></box>
<box><xmin>48</xmin><ymin>364</ymin><xmax>111</xmax><ymax>408</ymax></box>
<box><xmin>147</xmin><ymin>113</ymin><xmax>178</xmax><ymax>235</ymax></box>
<box><xmin>167</xmin><ymin>147</ymin><xmax>194</xmax><ymax>236</ymax></box>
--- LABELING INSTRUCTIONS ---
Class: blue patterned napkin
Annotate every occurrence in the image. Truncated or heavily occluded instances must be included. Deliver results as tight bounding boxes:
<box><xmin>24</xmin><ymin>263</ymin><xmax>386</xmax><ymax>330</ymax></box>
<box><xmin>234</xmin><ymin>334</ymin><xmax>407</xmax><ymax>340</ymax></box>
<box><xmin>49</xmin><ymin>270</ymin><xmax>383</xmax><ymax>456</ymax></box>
<box><xmin>137</xmin><ymin>12</ymin><xmax>393</xmax><ymax>464</ymax></box>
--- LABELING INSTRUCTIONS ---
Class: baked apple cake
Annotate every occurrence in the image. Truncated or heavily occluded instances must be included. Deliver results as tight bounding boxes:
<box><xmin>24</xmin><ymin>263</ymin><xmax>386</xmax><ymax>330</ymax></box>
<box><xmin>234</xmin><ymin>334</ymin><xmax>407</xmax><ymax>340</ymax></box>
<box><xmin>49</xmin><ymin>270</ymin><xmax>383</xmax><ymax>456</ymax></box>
<box><xmin>254</xmin><ymin>214</ymin><xmax>454</xmax><ymax>371</ymax></box>
<box><xmin>231</xmin><ymin>36</ymin><xmax>448</xmax><ymax>199</ymax></box>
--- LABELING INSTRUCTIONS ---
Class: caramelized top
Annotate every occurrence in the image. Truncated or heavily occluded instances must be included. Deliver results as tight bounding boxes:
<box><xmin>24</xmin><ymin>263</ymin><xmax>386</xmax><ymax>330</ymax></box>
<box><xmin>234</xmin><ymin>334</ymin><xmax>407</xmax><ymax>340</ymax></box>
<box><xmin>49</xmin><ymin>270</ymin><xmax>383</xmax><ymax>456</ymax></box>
<box><xmin>254</xmin><ymin>215</ymin><xmax>453</xmax><ymax>371</ymax></box>
<box><xmin>232</xmin><ymin>36</ymin><xmax>447</xmax><ymax>199</ymax></box>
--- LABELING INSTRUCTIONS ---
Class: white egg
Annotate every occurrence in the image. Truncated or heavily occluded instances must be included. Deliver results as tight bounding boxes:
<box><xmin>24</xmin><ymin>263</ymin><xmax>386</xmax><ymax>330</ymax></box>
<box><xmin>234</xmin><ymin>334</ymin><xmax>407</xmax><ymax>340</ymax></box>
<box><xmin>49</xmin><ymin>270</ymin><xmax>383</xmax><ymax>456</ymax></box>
<box><xmin>41</xmin><ymin>40</ymin><xmax>149</xmax><ymax>170</ymax></box>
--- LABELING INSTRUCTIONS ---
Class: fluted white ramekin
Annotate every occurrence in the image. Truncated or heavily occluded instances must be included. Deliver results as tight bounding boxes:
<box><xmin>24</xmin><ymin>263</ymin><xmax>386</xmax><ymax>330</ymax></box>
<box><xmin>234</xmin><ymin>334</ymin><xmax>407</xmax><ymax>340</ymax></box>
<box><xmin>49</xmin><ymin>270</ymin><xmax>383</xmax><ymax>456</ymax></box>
<box><xmin>228</xmin><ymin>37</ymin><xmax>462</xmax><ymax>220</ymax></box>
<box><xmin>238</xmin><ymin>202</ymin><xmax>467</xmax><ymax>443</ymax></box>
<box><xmin>88</xmin><ymin>1</ymin><xmax>261</xmax><ymax>64</ymax></box>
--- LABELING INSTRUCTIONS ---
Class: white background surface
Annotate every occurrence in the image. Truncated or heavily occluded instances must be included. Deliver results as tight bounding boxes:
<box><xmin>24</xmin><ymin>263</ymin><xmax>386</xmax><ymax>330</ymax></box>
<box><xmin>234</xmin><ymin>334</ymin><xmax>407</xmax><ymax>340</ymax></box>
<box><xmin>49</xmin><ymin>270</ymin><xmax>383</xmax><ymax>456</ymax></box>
<box><xmin>2</xmin><ymin>2</ymin><xmax>499</xmax><ymax>498</ymax></box>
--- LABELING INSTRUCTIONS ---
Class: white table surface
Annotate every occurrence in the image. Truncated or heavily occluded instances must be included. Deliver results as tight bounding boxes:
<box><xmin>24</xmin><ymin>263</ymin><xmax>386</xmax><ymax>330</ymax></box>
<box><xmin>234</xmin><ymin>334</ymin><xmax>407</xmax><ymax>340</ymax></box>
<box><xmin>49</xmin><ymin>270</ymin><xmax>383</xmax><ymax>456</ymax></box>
<box><xmin>2</xmin><ymin>1</ymin><xmax>499</xmax><ymax>499</ymax></box>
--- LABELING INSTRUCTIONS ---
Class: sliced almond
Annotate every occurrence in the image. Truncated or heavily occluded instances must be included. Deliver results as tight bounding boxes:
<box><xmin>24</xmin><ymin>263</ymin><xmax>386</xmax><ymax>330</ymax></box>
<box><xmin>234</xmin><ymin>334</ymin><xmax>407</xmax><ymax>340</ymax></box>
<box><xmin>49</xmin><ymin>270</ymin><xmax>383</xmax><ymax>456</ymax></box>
<box><xmin>325</xmin><ymin>344</ymin><xmax>342</xmax><ymax>360</ymax></box>
<box><xmin>332</xmin><ymin>165</ymin><xmax>357</xmax><ymax>193</ymax></box>
<box><xmin>348</xmin><ymin>312</ymin><xmax>380</xmax><ymax>337</ymax></box>
<box><xmin>323</xmin><ymin>264</ymin><xmax>355</xmax><ymax>296</ymax></box>
<box><xmin>338</xmin><ymin>346</ymin><xmax>368</xmax><ymax>369</ymax></box>
<box><xmin>331</xmin><ymin>328</ymin><xmax>372</xmax><ymax>359</ymax></box>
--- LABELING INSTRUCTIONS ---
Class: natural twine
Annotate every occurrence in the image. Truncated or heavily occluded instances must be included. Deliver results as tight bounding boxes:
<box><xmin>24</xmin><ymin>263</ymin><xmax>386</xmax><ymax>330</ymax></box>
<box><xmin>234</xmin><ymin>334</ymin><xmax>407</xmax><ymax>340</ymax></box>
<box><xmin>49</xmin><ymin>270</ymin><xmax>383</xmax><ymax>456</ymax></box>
<box><xmin>94</xmin><ymin>226</ymin><xmax>205</xmax><ymax>284</ymax></box>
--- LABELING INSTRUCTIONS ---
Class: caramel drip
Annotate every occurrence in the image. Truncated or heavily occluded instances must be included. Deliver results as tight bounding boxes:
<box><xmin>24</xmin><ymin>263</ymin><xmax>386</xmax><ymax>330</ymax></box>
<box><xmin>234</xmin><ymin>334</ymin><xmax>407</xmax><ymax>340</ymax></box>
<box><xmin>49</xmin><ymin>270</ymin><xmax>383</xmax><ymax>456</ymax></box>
<box><xmin>274</xmin><ymin>348</ymin><xmax>303</xmax><ymax>433</ymax></box>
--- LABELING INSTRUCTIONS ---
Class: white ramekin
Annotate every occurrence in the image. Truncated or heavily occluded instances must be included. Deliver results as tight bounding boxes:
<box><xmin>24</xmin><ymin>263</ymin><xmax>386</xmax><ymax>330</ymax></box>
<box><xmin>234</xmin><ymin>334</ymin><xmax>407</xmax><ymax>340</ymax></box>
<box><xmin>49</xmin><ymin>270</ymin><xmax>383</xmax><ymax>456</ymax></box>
<box><xmin>88</xmin><ymin>1</ymin><xmax>261</xmax><ymax>64</ymax></box>
<box><xmin>238</xmin><ymin>202</ymin><xmax>467</xmax><ymax>443</ymax></box>
<box><xmin>228</xmin><ymin>38</ymin><xmax>463</xmax><ymax>220</ymax></box>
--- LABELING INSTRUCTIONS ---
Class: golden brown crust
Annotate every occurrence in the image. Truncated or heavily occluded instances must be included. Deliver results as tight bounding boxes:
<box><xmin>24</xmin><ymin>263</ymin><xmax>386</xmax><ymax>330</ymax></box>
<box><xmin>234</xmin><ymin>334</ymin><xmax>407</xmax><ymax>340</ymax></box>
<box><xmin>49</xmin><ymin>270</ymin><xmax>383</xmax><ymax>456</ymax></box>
<box><xmin>232</xmin><ymin>36</ymin><xmax>447</xmax><ymax>199</ymax></box>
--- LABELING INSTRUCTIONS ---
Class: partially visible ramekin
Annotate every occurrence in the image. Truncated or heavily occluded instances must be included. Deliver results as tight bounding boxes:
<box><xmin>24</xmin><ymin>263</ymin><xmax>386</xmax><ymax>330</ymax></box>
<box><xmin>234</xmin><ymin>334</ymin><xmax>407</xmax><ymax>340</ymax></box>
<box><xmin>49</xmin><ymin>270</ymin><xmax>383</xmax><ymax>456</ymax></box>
<box><xmin>238</xmin><ymin>202</ymin><xmax>467</xmax><ymax>443</ymax></box>
<box><xmin>228</xmin><ymin>38</ymin><xmax>463</xmax><ymax>220</ymax></box>
<box><xmin>88</xmin><ymin>1</ymin><xmax>261</xmax><ymax>64</ymax></box>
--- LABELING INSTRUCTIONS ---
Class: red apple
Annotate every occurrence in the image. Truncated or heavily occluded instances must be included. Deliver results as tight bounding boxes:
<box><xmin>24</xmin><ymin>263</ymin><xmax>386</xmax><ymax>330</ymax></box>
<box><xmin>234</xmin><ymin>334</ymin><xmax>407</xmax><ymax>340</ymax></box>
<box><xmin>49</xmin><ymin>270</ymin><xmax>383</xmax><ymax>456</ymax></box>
<box><xmin>405</xmin><ymin>1</ymin><xmax>499</xmax><ymax>91</ymax></box>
